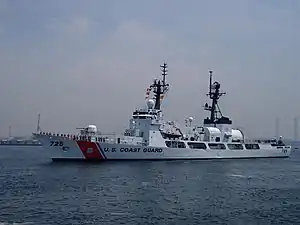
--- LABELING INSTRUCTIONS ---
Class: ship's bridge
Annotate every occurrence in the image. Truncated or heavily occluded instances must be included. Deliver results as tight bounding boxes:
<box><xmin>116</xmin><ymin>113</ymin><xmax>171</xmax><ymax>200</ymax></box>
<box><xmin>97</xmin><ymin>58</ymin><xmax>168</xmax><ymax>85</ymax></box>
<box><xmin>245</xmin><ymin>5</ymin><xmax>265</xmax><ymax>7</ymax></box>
<box><xmin>132</xmin><ymin>99</ymin><xmax>160</xmax><ymax>120</ymax></box>
<box><xmin>132</xmin><ymin>109</ymin><xmax>158</xmax><ymax>119</ymax></box>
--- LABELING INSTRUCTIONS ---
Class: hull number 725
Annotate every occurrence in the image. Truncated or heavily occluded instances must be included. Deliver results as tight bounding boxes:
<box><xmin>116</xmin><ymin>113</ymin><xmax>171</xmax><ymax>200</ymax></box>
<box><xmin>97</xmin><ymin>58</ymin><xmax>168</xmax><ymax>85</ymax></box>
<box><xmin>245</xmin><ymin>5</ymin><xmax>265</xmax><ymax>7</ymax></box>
<box><xmin>50</xmin><ymin>141</ymin><xmax>64</xmax><ymax>146</ymax></box>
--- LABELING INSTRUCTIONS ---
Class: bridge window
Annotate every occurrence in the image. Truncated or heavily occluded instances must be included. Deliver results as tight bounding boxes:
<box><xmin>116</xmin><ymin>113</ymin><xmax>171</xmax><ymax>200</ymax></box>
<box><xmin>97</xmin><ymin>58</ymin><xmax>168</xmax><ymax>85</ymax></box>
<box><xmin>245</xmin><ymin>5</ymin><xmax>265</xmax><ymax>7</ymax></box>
<box><xmin>171</xmin><ymin>141</ymin><xmax>177</xmax><ymax>148</ymax></box>
<box><xmin>165</xmin><ymin>140</ymin><xmax>186</xmax><ymax>148</ymax></box>
<box><xmin>178</xmin><ymin>142</ymin><xmax>186</xmax><ymax>148</ymax></box>
<box><xmin>245</xmin><ymin>144</ymin><xmax>260</xmax><ymax>150</ymax></box>
<box><xmin>227</xmin><ymin>143</ymin><xmax>243</xmax><ymax>150</ymax></box>
<box><xmin>187</xmin><ymin>142</ymin><xmax>207</xmax><ymax>149</ymax></box>
<box><xmin>165</xmin><ymin>140</ymin><xmax>171</xmax><ymax>147</ymax></box>
<box><xmin>208</xmin><ymin>143</ymin><xmax>226</xmax><ymax>150</ymax></box>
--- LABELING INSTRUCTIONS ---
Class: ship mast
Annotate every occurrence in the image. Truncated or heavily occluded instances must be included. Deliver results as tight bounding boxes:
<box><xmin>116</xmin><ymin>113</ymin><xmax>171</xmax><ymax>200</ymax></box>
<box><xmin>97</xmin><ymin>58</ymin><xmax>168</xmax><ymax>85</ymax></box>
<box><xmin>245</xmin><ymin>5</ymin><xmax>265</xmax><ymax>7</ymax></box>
<box><xmin>204</xmin><ymin>70</ymin><xmax>226</xmax><ymax>125</ymax></box>
<box><xmin>9</xmin><ymin>125</ymin><xmax>11</xmax><ymax>138</ymax></box>
<box><xmin>150</xmin><ymin>63</ymin><xmax>169</xmax><ymax>110</ymax></box>
<box><xmin>36</xmin><ymin>113</ymin><xmax>41</xmax><ymax>133</ymax></box>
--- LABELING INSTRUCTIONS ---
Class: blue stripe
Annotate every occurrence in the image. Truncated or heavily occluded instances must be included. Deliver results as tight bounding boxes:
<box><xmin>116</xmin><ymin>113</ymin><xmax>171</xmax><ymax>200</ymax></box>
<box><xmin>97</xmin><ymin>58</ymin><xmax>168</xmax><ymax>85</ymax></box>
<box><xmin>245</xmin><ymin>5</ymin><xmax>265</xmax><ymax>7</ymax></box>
<box><xmin>96</xmin><ymin>142</ymin><xmax>107</xmax><ymax>159</ymax></box>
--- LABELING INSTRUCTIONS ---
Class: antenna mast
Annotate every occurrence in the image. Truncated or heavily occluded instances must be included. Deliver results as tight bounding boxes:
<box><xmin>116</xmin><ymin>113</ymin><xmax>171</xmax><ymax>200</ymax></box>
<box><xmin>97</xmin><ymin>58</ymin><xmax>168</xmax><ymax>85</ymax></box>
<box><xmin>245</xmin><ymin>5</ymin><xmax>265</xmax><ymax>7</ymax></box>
<box><xmin>36</xmin><ymin>113</ymin><xmax>41</xmax><ymax>133</ymax></box>
<box><xmin>209</xmin><ymin>70</ymin><xmax>212</xmax><ymax>96</ymax></box>
<box><xmin>161</xmin><ymin>62</ymin><xmax>168</xmax><ymax>85</ymax></box>
<box><xmin>204</xmin><ymin>70</ymin><xmax>226</xmax><ymax>125</ymax></box>
<box><xmin>150</xmin><ymin>63</ymin><xmax>169</xmax><ymax>110</ymax></box>
<box><xmin>9</xmin><ymin>125</ymin><xmax>11</xmax><ymax>138</ymax></box>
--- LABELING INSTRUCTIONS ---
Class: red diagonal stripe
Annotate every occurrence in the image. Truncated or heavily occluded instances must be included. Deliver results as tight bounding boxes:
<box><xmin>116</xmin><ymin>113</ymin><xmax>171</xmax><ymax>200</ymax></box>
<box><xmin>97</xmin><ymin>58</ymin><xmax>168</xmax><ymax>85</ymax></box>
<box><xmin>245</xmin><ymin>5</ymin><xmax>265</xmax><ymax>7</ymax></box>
<box><xmin>76</xmin><ymin>141</ymin><xmax>103</xmax><ymax>160</ymax></box>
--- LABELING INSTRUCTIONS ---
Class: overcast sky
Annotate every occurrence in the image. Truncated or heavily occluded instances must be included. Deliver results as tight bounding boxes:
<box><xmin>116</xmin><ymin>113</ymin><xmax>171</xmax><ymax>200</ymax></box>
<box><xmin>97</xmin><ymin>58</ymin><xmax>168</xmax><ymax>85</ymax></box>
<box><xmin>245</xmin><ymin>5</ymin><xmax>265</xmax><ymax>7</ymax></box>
<box><xmin>0</xmin><ymin>0</ymin><xmax>299</xmax><ymax>139</ymax></box>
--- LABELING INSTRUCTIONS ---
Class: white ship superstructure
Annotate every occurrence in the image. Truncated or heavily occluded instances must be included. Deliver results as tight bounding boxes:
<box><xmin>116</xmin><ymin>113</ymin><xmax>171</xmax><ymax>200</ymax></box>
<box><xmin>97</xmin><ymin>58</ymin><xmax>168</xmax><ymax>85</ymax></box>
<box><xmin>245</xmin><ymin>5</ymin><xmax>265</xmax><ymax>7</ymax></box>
<box><xmin>33</xmin><ymin>64</ymin><xmax>292</xmax><ymax>161</ymax></box>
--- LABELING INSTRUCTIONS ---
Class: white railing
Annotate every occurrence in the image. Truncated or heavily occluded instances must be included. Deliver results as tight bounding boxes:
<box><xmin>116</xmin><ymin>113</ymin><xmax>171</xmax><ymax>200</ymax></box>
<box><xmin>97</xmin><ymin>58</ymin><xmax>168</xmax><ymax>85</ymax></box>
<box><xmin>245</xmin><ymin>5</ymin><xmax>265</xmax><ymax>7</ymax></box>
<box><xmin>36</xmin><ymin>132</ymin><xmax>144</xmax><ymax>145</ymax></box>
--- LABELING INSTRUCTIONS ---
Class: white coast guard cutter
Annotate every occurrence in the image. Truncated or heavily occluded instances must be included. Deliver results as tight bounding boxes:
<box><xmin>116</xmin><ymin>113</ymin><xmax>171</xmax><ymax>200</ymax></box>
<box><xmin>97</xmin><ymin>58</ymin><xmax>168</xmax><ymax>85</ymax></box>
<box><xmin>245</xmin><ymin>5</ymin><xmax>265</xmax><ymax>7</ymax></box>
<box><xmin>33</xmin><ymin>63</ymin><xmax>291</xmax><ymax>161</ymax></box>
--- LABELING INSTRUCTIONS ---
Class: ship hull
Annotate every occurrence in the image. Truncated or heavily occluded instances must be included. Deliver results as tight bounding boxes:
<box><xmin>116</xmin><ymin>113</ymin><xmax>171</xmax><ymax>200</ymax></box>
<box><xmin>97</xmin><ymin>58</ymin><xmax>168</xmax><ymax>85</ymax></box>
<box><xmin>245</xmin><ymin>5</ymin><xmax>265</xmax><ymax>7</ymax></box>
<box><xmin>0</xmin><ymin>143</ymin><xmax>42</xmax><ymax>147</ymax></box>
<box><xmin>35</xmin><ymin>135</ymin><xmax>292</xmax><ymax>161</ymax></box>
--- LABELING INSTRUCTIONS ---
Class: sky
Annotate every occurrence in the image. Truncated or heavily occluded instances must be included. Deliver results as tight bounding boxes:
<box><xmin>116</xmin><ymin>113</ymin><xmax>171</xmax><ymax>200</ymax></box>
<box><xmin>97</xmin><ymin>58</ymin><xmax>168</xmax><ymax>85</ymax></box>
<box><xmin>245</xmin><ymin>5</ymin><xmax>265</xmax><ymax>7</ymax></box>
<box><xmin>0</xmin><ymin>0</ymin><xmax>299</xmax><ymax>139</ymax></box>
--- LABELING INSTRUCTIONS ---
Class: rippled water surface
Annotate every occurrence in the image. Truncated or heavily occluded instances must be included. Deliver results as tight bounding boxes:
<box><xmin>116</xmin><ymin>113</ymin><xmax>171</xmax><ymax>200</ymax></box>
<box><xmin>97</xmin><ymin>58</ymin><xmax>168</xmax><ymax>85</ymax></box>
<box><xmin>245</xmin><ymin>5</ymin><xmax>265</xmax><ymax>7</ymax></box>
<box><xmin>1</xmin><ymin>145</ymin><xmax>300</xmax><ymax>224</ymax></box>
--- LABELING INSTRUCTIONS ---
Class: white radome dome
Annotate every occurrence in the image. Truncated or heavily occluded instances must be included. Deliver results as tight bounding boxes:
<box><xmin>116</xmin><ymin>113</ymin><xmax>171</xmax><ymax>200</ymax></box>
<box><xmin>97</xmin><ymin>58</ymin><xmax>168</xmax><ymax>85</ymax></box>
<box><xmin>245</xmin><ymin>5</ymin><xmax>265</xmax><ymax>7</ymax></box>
<box><xmin>87</xmin><ymin>125</ymin><xmax>97</xmax><ymax>133</ymax></box>
<box><xmin>146</xmin><ymin>99</ymin><xmax>155</xmax><ymax>109</ymax></box>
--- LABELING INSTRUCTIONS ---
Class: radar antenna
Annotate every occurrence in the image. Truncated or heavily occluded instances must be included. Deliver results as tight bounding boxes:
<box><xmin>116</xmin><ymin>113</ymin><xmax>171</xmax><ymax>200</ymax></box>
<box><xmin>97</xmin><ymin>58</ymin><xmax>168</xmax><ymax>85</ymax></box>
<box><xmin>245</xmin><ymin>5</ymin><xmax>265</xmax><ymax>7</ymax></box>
<box><xmin>203</xmin><ymin>70</ymin><xmax>227</xmax><ymax>125</ymax></box>
<box><xmin>150</xmin><ymin>62</ymin><xmax>170</xmax><ymax>110</ymax></box>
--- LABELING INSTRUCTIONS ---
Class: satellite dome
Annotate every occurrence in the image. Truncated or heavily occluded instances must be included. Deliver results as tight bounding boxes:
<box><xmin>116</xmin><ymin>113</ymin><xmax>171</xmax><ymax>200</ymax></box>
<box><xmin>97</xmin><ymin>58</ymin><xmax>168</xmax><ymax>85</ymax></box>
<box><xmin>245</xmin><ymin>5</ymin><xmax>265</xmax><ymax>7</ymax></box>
<box><xmin>146</xmin><ymin>99</ymin><xmax>155</xmax><ymax>109</ymax></box>
<box><xmin>87</xmin><ymin>125</ymin><xmax>97</xmax><ymax>133</ymax></box>
<box><xmin>188</xmin><ymin>117</ymin><xmax>194</xmax><ymax>122</ymax></box>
